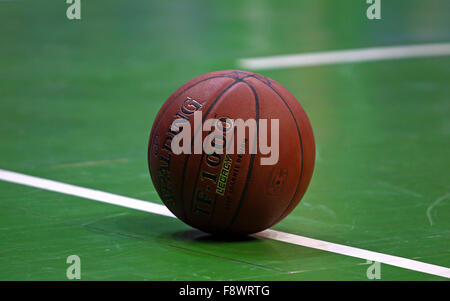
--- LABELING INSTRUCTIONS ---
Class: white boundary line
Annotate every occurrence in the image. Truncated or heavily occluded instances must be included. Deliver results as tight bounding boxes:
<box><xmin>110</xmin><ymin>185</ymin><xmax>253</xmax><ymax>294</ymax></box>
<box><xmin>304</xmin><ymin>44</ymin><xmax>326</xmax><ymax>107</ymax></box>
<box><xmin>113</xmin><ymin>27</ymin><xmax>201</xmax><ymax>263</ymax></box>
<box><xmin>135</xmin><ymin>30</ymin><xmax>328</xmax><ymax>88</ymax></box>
<box><xmin>1</xmin><ymin>168</ymin><xmax>449</xmax><ymax>279</ymax></box>
<box><xmin>254</xmin><ymin>230</ymin><xmax>450</xmax><ymax>278</ymax></box>
<box><xmin>238</xmin><ymin>43</ymin><xmax>450</xmax><ymax>70</ymax></box>
<box><xmin>0</xmin><ymin>169</ymin><xmax>175</xmax><ymax>218</ymax></box>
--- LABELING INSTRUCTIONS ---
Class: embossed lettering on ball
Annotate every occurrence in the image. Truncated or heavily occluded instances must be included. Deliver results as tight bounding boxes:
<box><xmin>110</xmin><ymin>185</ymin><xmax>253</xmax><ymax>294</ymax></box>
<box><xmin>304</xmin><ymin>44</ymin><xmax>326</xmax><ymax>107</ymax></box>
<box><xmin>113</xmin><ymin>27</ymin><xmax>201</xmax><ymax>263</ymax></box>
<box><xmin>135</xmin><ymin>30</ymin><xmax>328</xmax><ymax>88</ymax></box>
<box><xmin>148</xmin><ymin>70</ymin><xmax>315</xmax><ymax>235</ymax></box>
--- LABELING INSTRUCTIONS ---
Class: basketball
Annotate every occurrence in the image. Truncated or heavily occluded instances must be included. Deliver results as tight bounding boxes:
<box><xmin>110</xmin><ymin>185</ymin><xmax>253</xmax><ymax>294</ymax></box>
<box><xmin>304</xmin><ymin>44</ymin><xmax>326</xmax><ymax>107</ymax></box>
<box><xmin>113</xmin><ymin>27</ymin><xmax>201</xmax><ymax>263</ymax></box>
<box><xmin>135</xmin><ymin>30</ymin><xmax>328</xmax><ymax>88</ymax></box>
<box><xmin>148</xmin><ymin>70</ymin><xmax>315</xmax><ymax>235</ymax></box>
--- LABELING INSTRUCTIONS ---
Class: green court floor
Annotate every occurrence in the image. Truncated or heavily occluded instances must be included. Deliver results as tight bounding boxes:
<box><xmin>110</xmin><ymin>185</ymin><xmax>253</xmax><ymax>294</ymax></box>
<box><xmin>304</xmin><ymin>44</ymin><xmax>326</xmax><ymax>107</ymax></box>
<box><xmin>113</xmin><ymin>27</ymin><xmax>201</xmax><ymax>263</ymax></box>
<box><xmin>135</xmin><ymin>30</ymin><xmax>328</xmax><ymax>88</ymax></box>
<box><xmin>0</xmin><ymin>0</ymin><xmax>449</xmax><ymax>280</ymax></box>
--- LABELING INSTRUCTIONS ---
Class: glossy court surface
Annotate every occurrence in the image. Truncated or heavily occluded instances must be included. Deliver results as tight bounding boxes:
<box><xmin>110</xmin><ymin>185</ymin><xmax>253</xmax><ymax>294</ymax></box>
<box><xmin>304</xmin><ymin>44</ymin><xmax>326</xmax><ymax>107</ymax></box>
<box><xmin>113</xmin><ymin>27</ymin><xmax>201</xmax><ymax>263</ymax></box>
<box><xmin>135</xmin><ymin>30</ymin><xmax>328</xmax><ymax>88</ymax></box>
<box><xmin>0</xmin><ymin>0</ymin><xmax>449</xmax><ymax>280</ymax></box>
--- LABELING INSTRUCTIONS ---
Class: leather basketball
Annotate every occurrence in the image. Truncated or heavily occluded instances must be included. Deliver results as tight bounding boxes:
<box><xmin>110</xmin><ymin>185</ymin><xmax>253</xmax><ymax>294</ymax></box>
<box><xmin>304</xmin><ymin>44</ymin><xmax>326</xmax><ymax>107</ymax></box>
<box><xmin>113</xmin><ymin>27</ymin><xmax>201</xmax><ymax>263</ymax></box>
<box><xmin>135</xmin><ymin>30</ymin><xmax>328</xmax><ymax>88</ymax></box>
<box><xmin>148</xmin><ymin>70</ymin><xmax>315</xmax><ymax>235</ymax></box>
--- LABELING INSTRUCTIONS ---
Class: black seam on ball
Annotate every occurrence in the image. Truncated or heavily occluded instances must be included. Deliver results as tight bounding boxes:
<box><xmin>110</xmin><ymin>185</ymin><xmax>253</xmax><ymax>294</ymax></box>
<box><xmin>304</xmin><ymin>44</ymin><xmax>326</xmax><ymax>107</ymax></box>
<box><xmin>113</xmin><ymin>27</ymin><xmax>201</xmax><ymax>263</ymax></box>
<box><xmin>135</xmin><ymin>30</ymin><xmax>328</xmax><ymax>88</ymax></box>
<box><xmin>149</xmin><ymin>74</ymin><xmax>239</xmax><ymax>145</ymax></box>
<box><xmin>148</xmin><ymin>74</ymin><xmax>239</xmax><ymax>220</ymax></box>
<box><xmin>180</xmin><ymin>79</ymin><xmax>242</xmax><ymax>222</ymax></box>
<box><xmin>248</xmin><ymin>76</ymin><xmax>305</xmax><ymax>227</ymax></box>
<box><xmin>224</xmin><ymin>79</ymin><xmax>260</xmax><ymax>232</ymax></box>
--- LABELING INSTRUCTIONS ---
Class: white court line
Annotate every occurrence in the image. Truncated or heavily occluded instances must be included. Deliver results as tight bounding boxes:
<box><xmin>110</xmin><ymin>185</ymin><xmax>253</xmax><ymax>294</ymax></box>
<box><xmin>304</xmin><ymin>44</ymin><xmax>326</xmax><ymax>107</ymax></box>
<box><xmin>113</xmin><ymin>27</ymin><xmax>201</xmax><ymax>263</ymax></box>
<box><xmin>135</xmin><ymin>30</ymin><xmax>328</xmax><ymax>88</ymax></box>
<box><xmin>239</xmin><ymin>43</ymin><xmax>450</xmax><ymax>70</ymax></box>
<box><xmin>254</xmin><ymin>230</ymin><xmax>450</xmax><ymax>279</ymax></box>
<box><xmin>1</xmin><ymin>168</ymin><xmax>449</xmax><ymax>279</ymax></box>
<box><xmin>0</xmin><ymin>169</ymin><xmax>174</xmax><ymax>218</ymax></box>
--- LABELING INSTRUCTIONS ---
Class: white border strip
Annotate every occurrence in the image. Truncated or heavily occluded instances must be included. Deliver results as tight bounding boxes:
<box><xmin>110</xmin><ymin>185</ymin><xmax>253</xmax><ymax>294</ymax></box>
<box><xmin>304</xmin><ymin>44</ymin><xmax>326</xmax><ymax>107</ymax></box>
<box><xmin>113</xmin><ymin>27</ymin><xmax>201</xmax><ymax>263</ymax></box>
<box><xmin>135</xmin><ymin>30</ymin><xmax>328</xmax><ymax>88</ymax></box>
<box><xmin>1</xmin><ymin>168</ymin><xmax>449</xmax><ymax>279</ymax></box>
<box><xmin>239</xmin><ymin>43</ymin><xmax>450</xmax><ymax>70</ymax></box>
<box><xmin>0</xmin><ymin>169</ymin><xmax>175</xmax><ymax>218</ymax></box>
<box><xmin>254</xmin><ymin>230</ymin><xmax>450</xmax><ymax>278</ymax></box>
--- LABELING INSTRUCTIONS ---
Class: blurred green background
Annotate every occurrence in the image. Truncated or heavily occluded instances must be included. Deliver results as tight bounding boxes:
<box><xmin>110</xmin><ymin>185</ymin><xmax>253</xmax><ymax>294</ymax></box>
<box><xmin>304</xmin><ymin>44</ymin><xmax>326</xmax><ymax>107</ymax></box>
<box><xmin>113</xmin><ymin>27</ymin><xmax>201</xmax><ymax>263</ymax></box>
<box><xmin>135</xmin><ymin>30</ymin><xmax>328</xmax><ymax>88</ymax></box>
<box><xmin>0</xmin><ymin>0</ymin><xmax>449</xmax><ymax>280</ymax></box>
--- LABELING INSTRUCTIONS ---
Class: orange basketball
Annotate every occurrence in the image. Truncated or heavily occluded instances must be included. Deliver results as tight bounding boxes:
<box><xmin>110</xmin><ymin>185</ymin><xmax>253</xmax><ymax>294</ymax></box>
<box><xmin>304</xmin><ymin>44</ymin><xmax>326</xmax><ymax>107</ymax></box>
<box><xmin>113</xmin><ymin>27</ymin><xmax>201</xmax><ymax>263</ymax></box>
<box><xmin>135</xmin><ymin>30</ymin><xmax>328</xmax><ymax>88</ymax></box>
<box><xmin>148</xmin><ymin>70</ymin><xmax>315</xmax><ymax>235</ymax></box>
